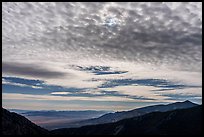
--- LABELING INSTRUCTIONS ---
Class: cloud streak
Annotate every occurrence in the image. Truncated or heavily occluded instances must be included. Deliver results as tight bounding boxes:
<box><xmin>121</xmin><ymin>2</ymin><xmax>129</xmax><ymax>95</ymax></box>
<box><xmin>2</xmin><ymin>62</ymin><xmax>67</xmax><ymax>79</ymax></box>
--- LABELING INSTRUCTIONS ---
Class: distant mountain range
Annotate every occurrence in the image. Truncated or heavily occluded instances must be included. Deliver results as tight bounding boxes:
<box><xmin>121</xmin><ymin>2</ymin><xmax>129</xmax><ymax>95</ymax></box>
<box><xmin>52</xmin><ymin>105</ymin><xmax>202</xmax><ymax>135</ymax></box>
<box><xmin>11</xmin><ymin>110</ymin><xmax>109</xmax><ymax>130</ymax></box>
<box><xmin>21</xmin><ymin>110</ymin><xmax>109</xmax><ymax>117</ymax></box>
<box><xmin>60</xmin><ymin>100</ymin><xmax>198</xmax><ymax>128</ymax></box>
<box><xmin>2</xmin><ymin>100</ymin><xmax>202</xmax><ymax>135</ymax></box>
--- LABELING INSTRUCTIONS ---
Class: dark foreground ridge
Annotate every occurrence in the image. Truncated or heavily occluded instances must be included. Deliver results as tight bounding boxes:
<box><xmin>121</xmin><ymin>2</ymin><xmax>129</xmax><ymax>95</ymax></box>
<box><xmin>51</xmin><ymin>105</ymin><xmax>202</xmax><ymax>135</ymax></box>
<box><xmin>2</xmin><ymin>108</ymin><xmax>49</xmax><ymax>135</ymax></box>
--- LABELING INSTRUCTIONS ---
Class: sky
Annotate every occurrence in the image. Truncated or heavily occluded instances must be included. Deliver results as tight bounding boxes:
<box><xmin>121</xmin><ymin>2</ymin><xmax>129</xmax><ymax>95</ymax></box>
<box><xmin>2</xmin><ymin>2</ymin><xmax>202</xmax><ymax>111</ymax></box>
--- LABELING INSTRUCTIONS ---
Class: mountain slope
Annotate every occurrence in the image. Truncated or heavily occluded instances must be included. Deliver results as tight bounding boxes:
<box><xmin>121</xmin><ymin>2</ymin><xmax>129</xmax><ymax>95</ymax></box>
<box><xmin>51</xmin><ymin>105</ymin><xmax>202</xmax><ymax>135</ymax></box>
<box><xmin>64</xmin><ymin>100</ymin><xmax>198</xmax><ymax>128</ymax></box>
<box><xmin>2</xmin><ymin>108</ymin><xmax>49</xmax><ymax>135</ymax></box>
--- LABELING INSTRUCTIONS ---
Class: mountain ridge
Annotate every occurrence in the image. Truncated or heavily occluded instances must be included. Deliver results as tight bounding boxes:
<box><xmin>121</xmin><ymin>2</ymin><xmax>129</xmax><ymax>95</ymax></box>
<box><xmin>51</xmin><ymin>105</ymin><xmax>202</xmax><ymax>135</ymax></box>
<box><xmin>61</xmin><ymin>100</ymin><xmax>198</xmax><ymax>128</ymax></box>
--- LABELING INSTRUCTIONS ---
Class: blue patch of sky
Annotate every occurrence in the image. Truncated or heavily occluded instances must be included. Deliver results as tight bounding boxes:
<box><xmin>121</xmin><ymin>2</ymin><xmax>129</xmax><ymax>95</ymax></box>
<box><xmin>2</xmin><ymin>77</ymin><xmax>86</xmax><ymax>95</ymax></box>
<box><xmin>2</xmin><ymin>84</ymin><xmax>52</xmax><ymax>95</ymax></box>
<box><xmin>3</xmin><ymin>77</ymin><xmax>43</xmax><ymax>86</ymax></box>
<box><xmin>2</xmin><ymin>84</ymin><xmax>86</xmax><ymax>95</ymax></box>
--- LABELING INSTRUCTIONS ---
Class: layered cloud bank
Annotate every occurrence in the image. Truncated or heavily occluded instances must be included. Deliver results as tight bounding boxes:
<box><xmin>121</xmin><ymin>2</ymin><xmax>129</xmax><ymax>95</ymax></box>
<box><xmin>2</xmin><ymin>2</ymin><xmax>202</xmax><ymax>110</ymax></box>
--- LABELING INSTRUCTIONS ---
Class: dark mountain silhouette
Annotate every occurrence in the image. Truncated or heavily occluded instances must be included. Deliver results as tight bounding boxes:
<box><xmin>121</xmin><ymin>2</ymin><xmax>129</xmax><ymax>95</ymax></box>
<box><xmin>62</xmin><ymin>100</ymin><xmax>198</xmax><ymax>128</ymax></box>
<box><xmin>51</xmin><ymin>105</ymin><xmax>202</xmax><ymax>135</ymax></box>
<box><xmin>2</xmin><ymin>108</ymin><xmax>49</xmax><ymax>135</ymax></box>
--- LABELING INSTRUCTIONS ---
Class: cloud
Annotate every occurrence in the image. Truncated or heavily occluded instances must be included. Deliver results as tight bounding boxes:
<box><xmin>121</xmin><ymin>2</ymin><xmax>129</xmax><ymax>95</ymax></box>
<box><xmin>2</xmin><ymin>62</ymin><xmax>67</xmax><ymax>79</ymax></box>
<box><xmin>51</xmin><ymin>92</ymin><xmax>70</xmax><ymax>95</ymax></box>
<box><xmin>50</xmin><ymin>88</ymin><xmax>156</xmax><ymax>101</ymax></box>
<box><xmin>2</xmin><ymin>2</ymin><xmax>201</xmax><ymax>71</ymax></box>
<box><xmin>3</xmin><ymin>2</ymin><xmax>202</xmax><ymax>71</ymax></box>
<box><xmin>2</xmin><ymin>61</ymin><xmax>104</xmax><ymax>89</ymax></box>
<box><xmin>2</xmin><ymin>93</ymin><xmax>139</xmax><ymax>102</ymax></box>
<box><xmin>2</xmin><ymin>95</ymin><xmax>167</xmax><ymax>111</ymax></box>
<box><xmin>72</xmin><ymin>65</ymin><xmax>128</xmax><ymax>75</ymax></box>
<box><xmin>155</xmin><ymin>87</ymin><xmax>202</xmax><ymax>97</ymax></box>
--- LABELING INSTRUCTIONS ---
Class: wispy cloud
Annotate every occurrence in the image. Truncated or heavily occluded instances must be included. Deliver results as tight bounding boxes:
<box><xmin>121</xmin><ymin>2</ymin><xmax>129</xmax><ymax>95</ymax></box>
<box><xmin>2</xmin><ymin>93</ymin><xmax>139</xmax><ymax>102</ymax></box>
<box><xmin>51</xmin><ymin>92</ymin><xmax>71</xmax><ymax>95</ymax></box>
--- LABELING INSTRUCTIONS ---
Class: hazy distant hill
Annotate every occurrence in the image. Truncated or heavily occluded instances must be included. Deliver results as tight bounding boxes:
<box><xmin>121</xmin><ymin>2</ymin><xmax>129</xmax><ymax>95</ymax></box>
<box><xmin>52</xmin><ymin>105</ymin><xmax>202</xmax><ymax>135</ymax></box>
<box><xmin>62</xmin><ymin>100</ymin><xmax>198</xmax><ymax>128</ymax></box>
<box><xmin>18</xmin><ymin>110</ymin><xmax>108</xmax><ymax>130</ymax></box>
<box><xmin>2</xmin><ymin>108</ymin><xmax>49</xmax><ymax>135</ymax></box>
<box><xmin>21</xmin><ymin>110</ymin><xmax>108</xmax><ymax>117</ymax></box>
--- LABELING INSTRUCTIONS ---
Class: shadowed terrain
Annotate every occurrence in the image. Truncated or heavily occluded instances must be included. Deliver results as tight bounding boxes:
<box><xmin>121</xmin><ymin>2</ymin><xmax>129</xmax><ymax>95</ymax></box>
<box><xmin>2</xmin><ymin>108</ymin><xmax>49</xmax><ymax>135</ymax></box>
<box><xmin>57</xmin><ymin>100</ymin><xmax>198</xmax><ymax>128</ymax></box>
<box><xmin>51</xmin><ymin>105</ymin><xmax>202</xmax><ymax>135</ymax></box>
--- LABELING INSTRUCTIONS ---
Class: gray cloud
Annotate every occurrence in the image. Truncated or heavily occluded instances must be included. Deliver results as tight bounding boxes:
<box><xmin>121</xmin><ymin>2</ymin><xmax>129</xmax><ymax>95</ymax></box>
<box><xmin>2</xmin><ymin>2</ymin><xmax>202</xmax><ymax>72</ymax></box>
<box><xmin>2</xmin><ymin>62</ymin><xmax>67</xmax><ymax>79</ymax></box>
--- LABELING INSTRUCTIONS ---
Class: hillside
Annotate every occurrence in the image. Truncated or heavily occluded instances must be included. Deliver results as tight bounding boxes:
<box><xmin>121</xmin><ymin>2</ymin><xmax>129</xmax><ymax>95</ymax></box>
<box><xmin>2</xmin><ymin>108</ymin><xmax>49</xmax><ymax>135</ymax></box>
<box><xmin>52</xmin><ymin>105</ymin><xmax>202</xmax><ymax>135</ymax></box>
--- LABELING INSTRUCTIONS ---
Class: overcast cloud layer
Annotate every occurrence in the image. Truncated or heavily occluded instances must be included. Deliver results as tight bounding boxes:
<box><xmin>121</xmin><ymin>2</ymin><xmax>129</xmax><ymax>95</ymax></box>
<box><xmin>2</xmin><ymin>2</ymin><xmax>202</xmax><ymax>111</ymax></box>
